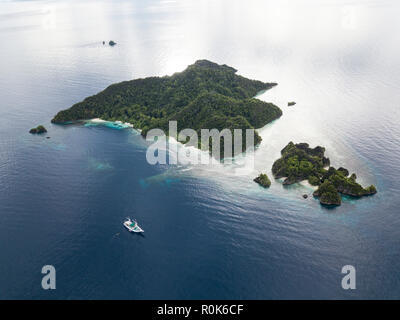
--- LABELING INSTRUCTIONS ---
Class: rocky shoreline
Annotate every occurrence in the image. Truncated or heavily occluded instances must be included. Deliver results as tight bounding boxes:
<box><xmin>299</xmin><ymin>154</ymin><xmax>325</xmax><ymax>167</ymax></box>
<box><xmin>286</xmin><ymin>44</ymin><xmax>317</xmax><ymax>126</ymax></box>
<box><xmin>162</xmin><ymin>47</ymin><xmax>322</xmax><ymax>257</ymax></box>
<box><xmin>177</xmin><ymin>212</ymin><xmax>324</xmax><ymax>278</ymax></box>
<box><xmin>254</xmin><ymin>141</ymin><xmax>377</xmax><ymax>206</ymax></box>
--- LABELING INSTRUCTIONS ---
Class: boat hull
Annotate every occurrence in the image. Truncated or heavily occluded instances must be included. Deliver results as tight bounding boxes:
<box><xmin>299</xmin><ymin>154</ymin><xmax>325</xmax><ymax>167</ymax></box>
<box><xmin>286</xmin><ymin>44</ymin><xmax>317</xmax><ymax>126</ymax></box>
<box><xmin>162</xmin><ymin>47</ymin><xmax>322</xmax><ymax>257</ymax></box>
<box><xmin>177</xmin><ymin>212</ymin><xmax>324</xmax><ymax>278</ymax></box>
<box><xmin>123</xmin><ymin>220</ymin><xmax>144</xmax><ymax>233</ymax></box>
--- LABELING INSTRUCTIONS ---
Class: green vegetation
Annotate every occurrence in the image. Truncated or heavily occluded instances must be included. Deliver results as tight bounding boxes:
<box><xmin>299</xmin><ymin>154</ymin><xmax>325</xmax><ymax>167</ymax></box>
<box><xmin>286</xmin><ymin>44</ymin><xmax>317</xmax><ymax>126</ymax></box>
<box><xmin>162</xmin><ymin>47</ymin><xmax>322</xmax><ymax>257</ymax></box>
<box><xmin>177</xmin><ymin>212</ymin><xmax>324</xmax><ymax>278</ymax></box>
<box><xmin>254</xmin><ymin>173</ymin><xmax>271</xmax><ymax>188</ymax></box>
<box><xmin>320</xmin><ymin>166</ymin><xmax>377</xmax><ymax>198</ymax></box>
<box><xmin>272</xmin><ymin>142</ymin><xmax>377</xmax><ymax>206</ymax></box>
<box><xmin>313</xmin><ymin>180</ymin><xmax>341</xmax><ymax>206</ymax></box>
<box><xmin>288</xmin><ymin>101</ymin><xmax>296</xmax><ymax>106</ymax></box>
<box><xmin>29</xmin><ymin>125</ymin><xmax>47</xmax><ymax>134</ymax></box>
<box><xmin>272</xmin><ymin>142</ymin><xmax>330</xmax><ymax>185</ymax></box>
<box><xmin>52</xmin><ymin>60</ymin><xmax>282</xmax><ymax>157</ymax></box>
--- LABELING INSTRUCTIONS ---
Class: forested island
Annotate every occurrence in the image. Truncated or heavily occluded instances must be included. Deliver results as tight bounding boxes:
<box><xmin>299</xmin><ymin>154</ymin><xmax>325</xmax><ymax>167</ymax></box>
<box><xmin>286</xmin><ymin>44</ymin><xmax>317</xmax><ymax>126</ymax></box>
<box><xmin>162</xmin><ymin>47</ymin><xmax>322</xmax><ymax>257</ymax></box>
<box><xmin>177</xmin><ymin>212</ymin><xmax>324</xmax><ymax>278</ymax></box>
<box><xmin>52</xmin><ymin>59</ymin><xmax>377</xmax><ymax>207</ymax></box>
<box><xmin>29</xmin><ymin>125</ymin><xmax>47</xmax><ymax>134</ymax></box>
<box><xmin>52</xmin><ymin>60</ymin><xmax>282</xmax><ymax>156</ymax></box>
<box><xmin>254</xmin><ymin>173</ymin><xmax>271</xmax><ymax>188</ymax></box>
<box><xmin>271</xmin><ymin>142</ymin><xmax>377</xmax><ymax>206</ymax></box>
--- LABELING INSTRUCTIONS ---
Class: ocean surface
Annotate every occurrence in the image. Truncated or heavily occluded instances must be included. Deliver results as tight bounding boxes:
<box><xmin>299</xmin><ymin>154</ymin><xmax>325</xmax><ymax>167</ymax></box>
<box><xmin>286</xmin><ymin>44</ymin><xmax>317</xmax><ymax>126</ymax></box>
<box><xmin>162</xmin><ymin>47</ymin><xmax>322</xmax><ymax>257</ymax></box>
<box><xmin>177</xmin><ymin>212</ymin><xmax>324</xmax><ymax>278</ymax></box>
<box><xmin>1</xmin><ymin>0</ymin><xmax>400</xmax><ymax>299</ymax></box>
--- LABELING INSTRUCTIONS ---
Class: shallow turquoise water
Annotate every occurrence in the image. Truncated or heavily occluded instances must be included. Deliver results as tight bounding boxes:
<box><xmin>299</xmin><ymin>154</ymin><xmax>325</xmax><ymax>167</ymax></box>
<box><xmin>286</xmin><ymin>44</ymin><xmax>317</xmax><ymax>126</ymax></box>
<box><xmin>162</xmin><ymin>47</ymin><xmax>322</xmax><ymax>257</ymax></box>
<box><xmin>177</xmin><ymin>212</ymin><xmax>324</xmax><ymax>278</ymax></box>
<box><xmin>0</xmin><ymin>0</ymin><xmax>399</xmax><ymax>299</ymax></box>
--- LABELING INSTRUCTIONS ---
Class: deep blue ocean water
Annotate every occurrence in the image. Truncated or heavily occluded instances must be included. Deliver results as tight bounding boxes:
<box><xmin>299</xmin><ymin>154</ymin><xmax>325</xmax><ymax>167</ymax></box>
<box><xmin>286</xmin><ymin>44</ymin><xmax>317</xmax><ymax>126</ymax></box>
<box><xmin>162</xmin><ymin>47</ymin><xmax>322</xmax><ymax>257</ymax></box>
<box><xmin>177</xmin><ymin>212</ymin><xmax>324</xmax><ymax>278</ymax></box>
<box><xmin>1</xmin><ymin>0</ymin><xmax>400</xmax><ymax>299</ymax></box>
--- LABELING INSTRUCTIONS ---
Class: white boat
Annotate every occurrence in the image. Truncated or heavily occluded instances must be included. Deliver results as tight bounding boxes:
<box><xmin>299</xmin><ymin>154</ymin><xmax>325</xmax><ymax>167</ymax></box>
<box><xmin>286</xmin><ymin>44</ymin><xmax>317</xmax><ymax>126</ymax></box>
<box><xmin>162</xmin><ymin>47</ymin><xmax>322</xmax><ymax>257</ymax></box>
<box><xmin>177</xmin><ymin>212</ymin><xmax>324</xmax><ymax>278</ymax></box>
<box><xmin>123</xmin><ymin>218</ymin><xmax>144</xmax><ymax>233</ymax></box>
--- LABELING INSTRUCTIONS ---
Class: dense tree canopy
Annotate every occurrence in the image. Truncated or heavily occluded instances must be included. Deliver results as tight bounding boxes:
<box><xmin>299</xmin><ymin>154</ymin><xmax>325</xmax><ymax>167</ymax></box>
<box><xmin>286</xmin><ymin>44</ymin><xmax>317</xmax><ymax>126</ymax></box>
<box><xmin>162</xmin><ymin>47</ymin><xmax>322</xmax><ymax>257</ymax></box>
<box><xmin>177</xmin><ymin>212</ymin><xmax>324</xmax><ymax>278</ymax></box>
<box><xmin>254</xmin><ymin>173</ymin><xmax>271</xmax><ymax>188</ymax></box>
<box><xmin>29</xmin><ymin>125</ymin><xmax>47</xmax><ymax>134</ymax></box>
<box><xmin>271</xmin><ymin>142</ymin><xmax>377</xmax><ymax>206</ymax></box>
<box><xmin>52</xmin><ymin>60</ymin><xmax>282</xmax><ymax>157</ymax></box>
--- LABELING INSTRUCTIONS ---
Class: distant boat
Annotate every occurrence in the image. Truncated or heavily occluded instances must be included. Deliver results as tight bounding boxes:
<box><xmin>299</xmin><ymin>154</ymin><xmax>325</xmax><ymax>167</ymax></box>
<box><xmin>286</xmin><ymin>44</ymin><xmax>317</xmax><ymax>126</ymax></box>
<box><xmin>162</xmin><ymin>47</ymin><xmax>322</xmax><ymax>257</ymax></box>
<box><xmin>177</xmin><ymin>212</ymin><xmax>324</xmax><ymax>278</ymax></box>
<box><xmin>123</xmin><ymin>218</ymin><xmax>144</xmax><ymax>233</ymax></box>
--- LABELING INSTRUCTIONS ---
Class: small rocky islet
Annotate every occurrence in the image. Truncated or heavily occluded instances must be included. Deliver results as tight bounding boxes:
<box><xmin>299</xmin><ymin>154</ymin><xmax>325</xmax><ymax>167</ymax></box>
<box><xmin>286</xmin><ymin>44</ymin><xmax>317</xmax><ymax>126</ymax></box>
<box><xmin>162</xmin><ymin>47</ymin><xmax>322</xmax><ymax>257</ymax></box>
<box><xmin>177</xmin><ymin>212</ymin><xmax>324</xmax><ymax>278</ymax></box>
<box><xmin>265</xmin><ymin>142</ymin><xmax>377</xmax><ymax>206</ymax></box>
<box><xmin>102</xmin><ymin>40</ymin><xmax>117</xmax><ymax>46</ymax></box>
<box><xmin>254</xmin><ymin>173</ymin><xmax>271</xmax><ymax>188</ymax></box>
<box><xmin>29</xmin><ymin>125</ymin><xmax>47</xmax><ymax>134</ymax></box>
